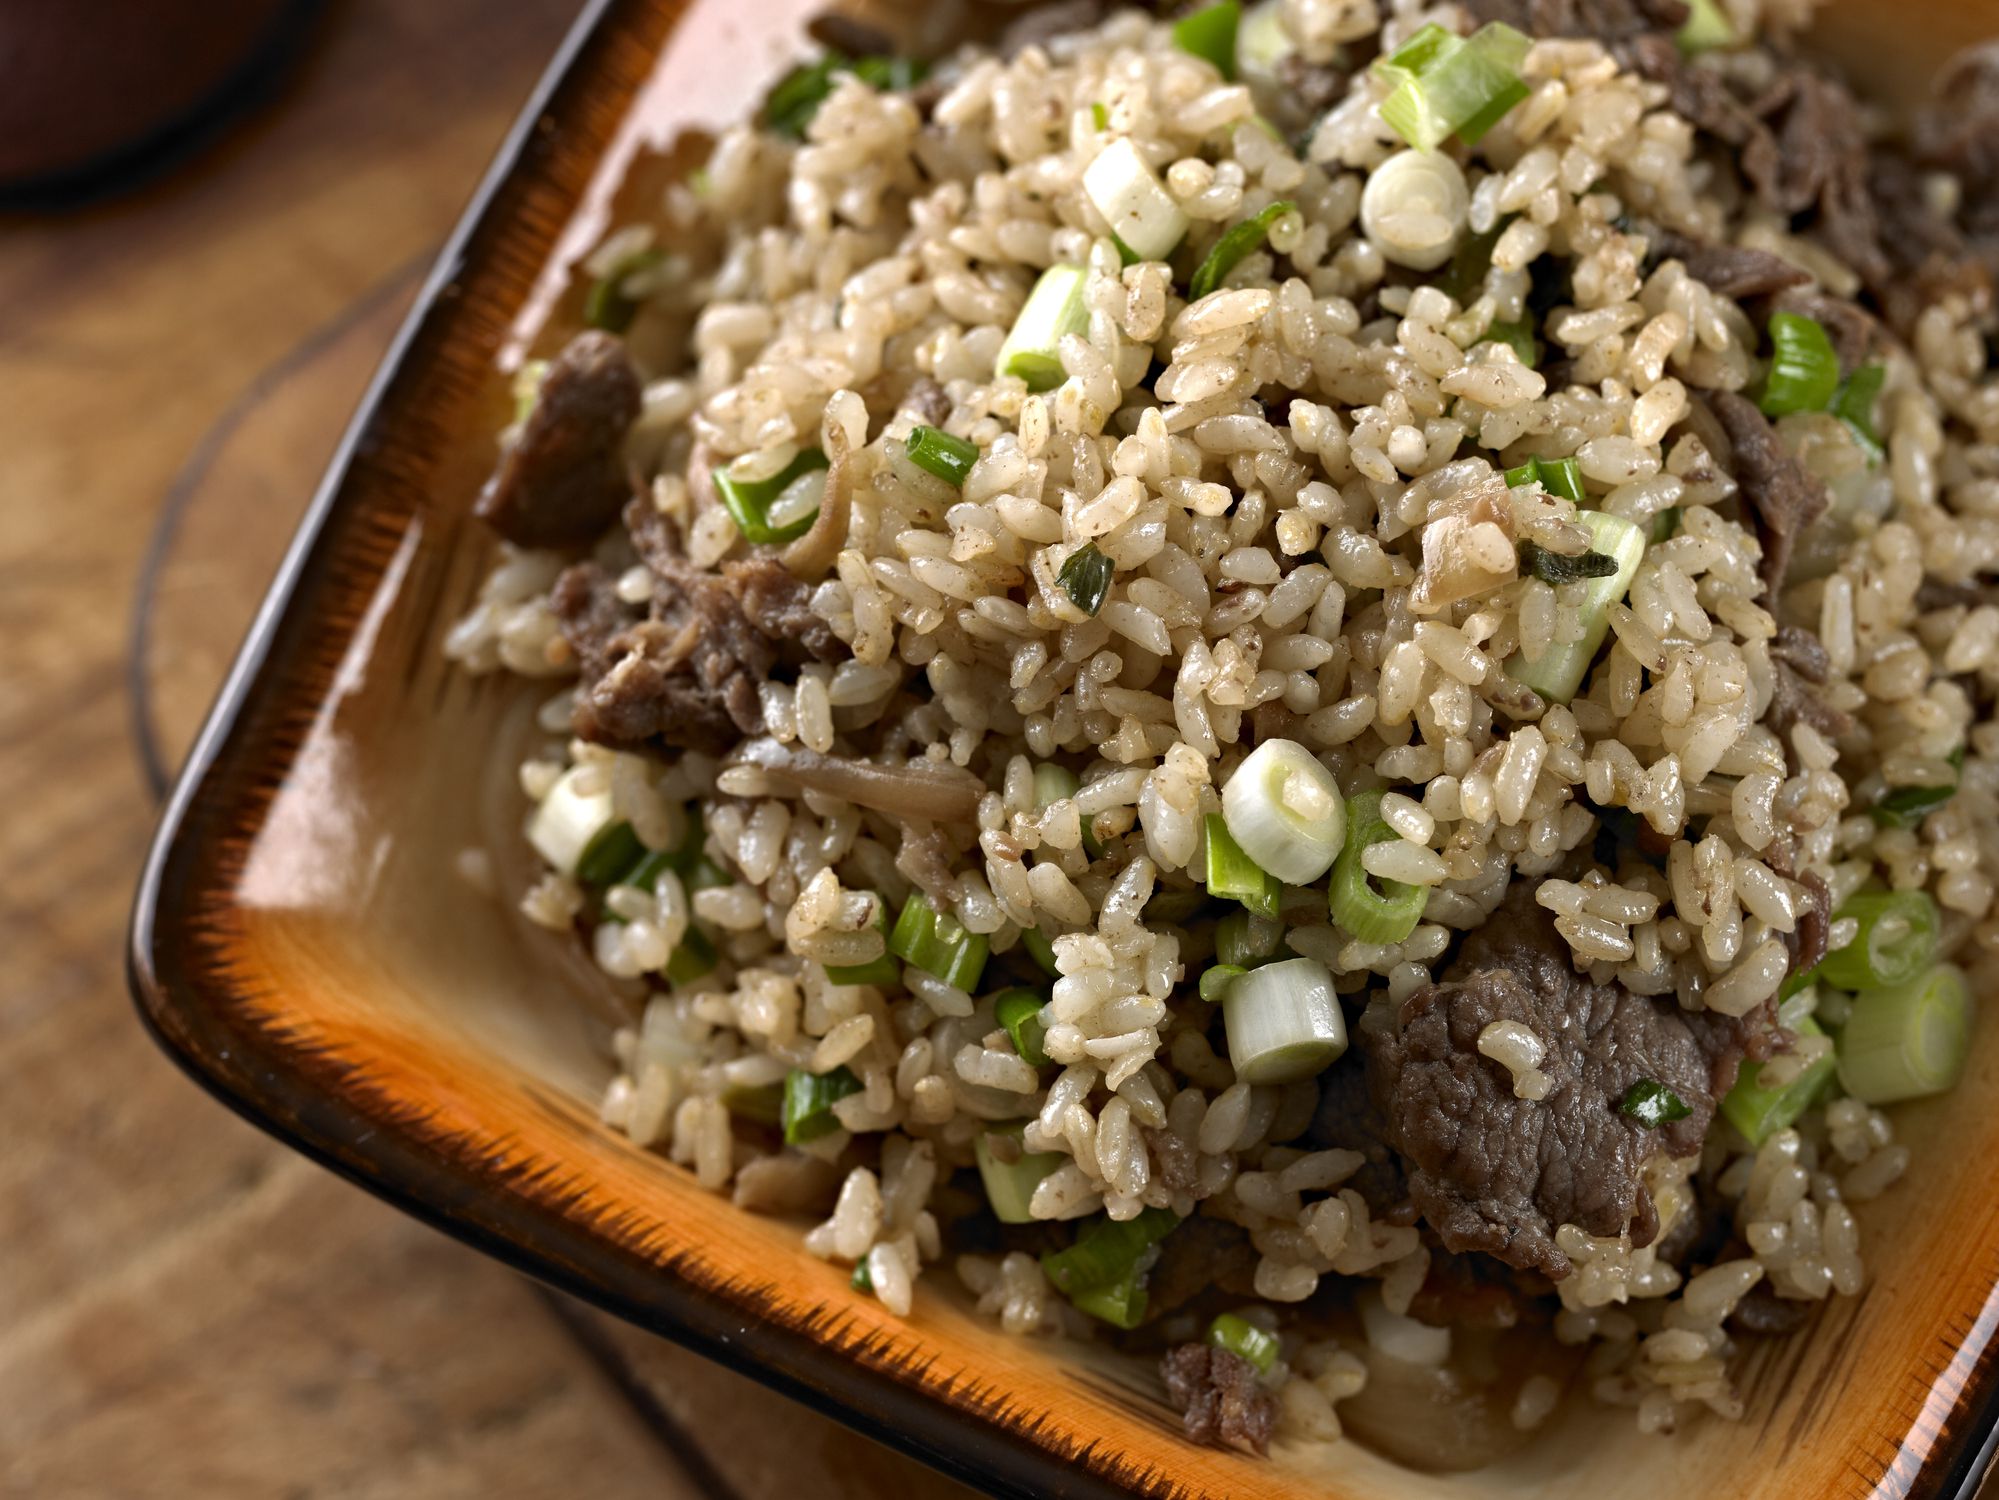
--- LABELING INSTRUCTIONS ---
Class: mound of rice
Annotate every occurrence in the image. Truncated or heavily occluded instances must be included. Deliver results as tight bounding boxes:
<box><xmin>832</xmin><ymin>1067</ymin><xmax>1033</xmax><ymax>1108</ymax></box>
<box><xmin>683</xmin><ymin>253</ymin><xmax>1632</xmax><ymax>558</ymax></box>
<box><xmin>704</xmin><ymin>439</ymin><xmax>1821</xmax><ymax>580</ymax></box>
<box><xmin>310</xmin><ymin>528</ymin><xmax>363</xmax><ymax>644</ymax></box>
<box><xmin>448</xmin><ymin>0</ymin><xmax>1999</xmax><ymax>1452</ymax></box>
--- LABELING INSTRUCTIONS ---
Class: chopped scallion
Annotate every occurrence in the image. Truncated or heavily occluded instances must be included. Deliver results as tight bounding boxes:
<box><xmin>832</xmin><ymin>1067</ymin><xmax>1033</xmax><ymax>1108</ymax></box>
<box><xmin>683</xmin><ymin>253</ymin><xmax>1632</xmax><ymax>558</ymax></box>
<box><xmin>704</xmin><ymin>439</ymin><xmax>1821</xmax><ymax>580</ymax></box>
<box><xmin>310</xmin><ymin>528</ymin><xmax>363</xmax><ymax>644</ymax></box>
<box><xmin>997</xmin><ymin>264</ymin><xmax>1091</xmax><ymax>391</ymax></box>
<box><xmin>1215</xmin><ymin>909</ymin><xmax>1286</xmax><ymax>969</ymax></box>
<box><xmin>1083</xmin><ymin>138</ymin><xmax>1189</xmax><ymax>263</ymax></box>
<box><xmin>1091</xmin><ymin>101</ymin><xmax>1110</xmax><ymax>131</ymax></box>
<box><xmin>1502</xmin><ymin>454</ymin><xmax>1585</xmax><ymax>505</ymax></box>
<box><xmin>1873</xmin><ymin>747</ymin><xmax>1964</xmax><ymax>828</ymax></box>
<box><xmin>664</xmin><ymin>926</ymin><xmax>719</xmax><ymax>984</ymax></box>
<box><xmin>1759</xmin><ymin>311</ymin><xmax>1841</xmax><ymax>418</ymax></box>
<box><xmin>583</xmin><ymin>248</ymin><xmax>665</xmax><ymax>334</ymax></box>
<box><xmin>1479</xmin><ymin>317</ymin><xmax>1539</xmax><ymax>368</ymax></box>
<box><xmin>1041</xmin><ymin>1207</ymin><xmax>1179</xmax><ymax>1328</ymax></box>
<box><xmin>993</xmin><ymin>988</ymin><xmax>1051</xmax><ymax>1068</ymax></box>
<box><xmin>1221</xmin><ymin>737</ymin><xmax>1347</xmax><ymax>885</ymax></box>
<box><xmin>1619</xmin><ymin>1078</ymin><xmax>1691</xmax><ymax>1129</ymax></box>
<box><xmin>1833</xmin><ymin>362</ymin><xmax>1887</xmax><ymax>459</ymax></box>
<box><xmin>764</xmin><ymin>52</ymin><xmax>927</xmax><ymax>139</ymax></box>
<box><xmin>1375</xmin><ymin>21</ymin><xmax>1531</xmax><ymax>153</ymax></box>
<box><xmin>1204</xmin><ymin>813</ymin><xmax>1283</xmax><ymax>920</ymax></box>
<box><xmin>1207</xmin><ymin>1313</ymin><xmax>1280</xmax><ymax>1376</ymax></box>
<box><xmin>975</xmin><ymin>1124</ymin><xmax>1065</xmax><ymax>1223</ymax></box>
<box><xmin>1187</xmin><ymin>200</ymin><xmax>1296</xmax><ymax>302</ymax></box>
<box><xmin>715</xmin><ymin>447</ymin><xmax>830</xmax><ymax>544</ymax></box>
<box><xmin>850</xmin><ymin>1258</ymin><xmax>873</xmax><ymax>1292</ymax></box>
<box><xmin>1329</xmin><ymin>789</ymin><xmax>1428</xmax><ymax>944</ymax></box>
<box><xmin>1505</xmin><ymin>508</ymin><xmax>1645</xmax><ymax>703</ymax></box>
<box><xmin>1222</xmin><ymin>955</ymin><xmax>1349</xmax><ymax>1084</ymax></box>
<box><xmin>824</xmin><ymin>894</ymin><xmax>900</xmax><ymax>988</ymax></box>
<box><xmin>528</xmin><ymin>766</ymin><xmax>620</xmax><ymax>878</ymax></box>
<box><xmin>1021</xmin><ymin>927</ymin><xmax>1061</xmax><ymax>978</ymax></box>
<box><xmin>1721</xmin><ymin>1016</ymin><xmax>1837</xmax><ymax>1146</ymax></box>
<box><xmin>781</xmin><ymin>1065</ymin><xmax>863</xmax><ymax>1144</ymax></box>
<box><xmin>576</xmin><ymin>821</ymin><xmax>647</xmax><ymax>889</ymax></box>
<box><xmin>1837</xmin><ymin>963</ymin><xmax>1971</xmax><ymax>1104</ymax></box>
<box><xmin>1199</xmin><ymin>963</ymin><xmax>1247</xmax><ymax>1002</ymax></box>
<box><xmin>1816</xmin><ymin>888</ymin><xmax>1940</xmax><ymax>993</ymax></box>
<box><xmin>723</xmin><ymin>1081</ymin><xmax>784</xmax><ymax>1126</ymax></box>
<box><xmin>1057</xmin><ymin>541</ymin><xmax>1115</xmax><ymax>617</ymax></box>
<box><xmin>1171</xmin><ymin>0</ymin><xmax>1241</xmax><ymax>78</ymax></box>
<box><xmin>889</xmin><ymin>892</ymin><xmax>989</xmax><ymax>991</ymax></box>
<box><xmin>904</xmin><ymin>425</ymin><xmax>980</xmax><ymax>487</ymax></box>
<box><xmin>1676</xmin><ymin>0</ymin><xmax>1736</xmax><ymax>53</ymax></box>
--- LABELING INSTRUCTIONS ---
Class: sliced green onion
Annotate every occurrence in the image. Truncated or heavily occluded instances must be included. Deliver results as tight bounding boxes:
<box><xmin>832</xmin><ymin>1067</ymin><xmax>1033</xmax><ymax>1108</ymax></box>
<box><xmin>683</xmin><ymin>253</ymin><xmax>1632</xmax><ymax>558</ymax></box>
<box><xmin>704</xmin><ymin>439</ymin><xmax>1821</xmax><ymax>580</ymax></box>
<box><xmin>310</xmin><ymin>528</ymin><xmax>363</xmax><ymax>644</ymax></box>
<box><xmin>1677</xmin><ymin>0</ymin><xmax>1736</xmax><ymax>54</ymax></box>
<box><xmin>1090</xmin><ymin>101</ymin><xmax>1110</xmax><ymax>131</ymax></box>
<box><xmin>584</xmin><ymin>248</ymin><xmax>665</xmax><ymax>334</ymax></box>
<box><xmin>1083</xmin><ymin>138</ymin><xmax>1189</xmax><ymax>263</ymax></box>
<box><xmin>1021</xmin><ymin>926</ymin><xmax>1061</xmax><ymax>978</ymax></box>
<box><xmin>664</xmin><ymin>925</ymin><xmax>719</xmax><ymax>984</ymax></box>
<box><xmin>850</xmin><ymin>1258</ymin><xmax>873</xmax><ymax>1292</ymax></box>
<box><xmin>1502</xmin><ymin>454</ymin><xmax>1584</xmax><ymax>504</ymax></box>
<box><xmin>975</xmin><ymin>1124</ymin><xmax>1065</xmax><ymax>1223</ymax></box>
<box><xmin>993</xmin><ymin>988</ymin><xmax>1051</xmax><ymax>1068</ymax></box>
<box><xmin>1204</xmin><ymin>814</ymin><xmax>1282</xmax><ymax>920</ymax></box>
<box><xmin>1721</xmin><ymin>1017</ymin><xmax>1837</xmax><ymax>1146</ymax></box>
<box><xmin>1479</xmin><ymin>317</ymin><xmax>1539</xmax><ymax>368</ymax></box>
<box><xmin>576</xmin><ymin>821</ymin><xmax>646</xmax><ymax>889</ymax></box>
<box><xmin>724</xmin><ymin>1081</ymin><xmax>784</xmax><ymax>1126</ymax></box>
<box><xmin>1057</xmin><ymin>541</ymin><xmax>1115</xmax><ymax>617</ymax></box>
<box><xmin>1329</xmin><ymin>789</ymin><xmax>1429</xmax><ymax>945</ymax></box>
<box><xmin>1223</xmin><ymin>955</ymin><xmax>1349</xmax><ymax>1084</ymax></box>
<box><xmin>511</xmin><ymin>359</ymin><xmax>550</xmax><ymax>424</ymax></box>
<box><xmin>1376</xmin><ymin>22</ymin><xmax>1531</xmax><ymax>153</ymax></box>
<box><xmin>997</xmin><ymin>264</ymin><xmax>1091</xmax><ymax>391</ymax></box>
<box><xmin>1874</xmin><ymin>747</ymin><xmax>1964</xmax><ymax>829</ymax></box>
<box><xmin>1200</xmin><ymin>963</ymin><xmax>1247</xmax><ymax>1002</ymax></box>
<box><xmin>764</xmin><ymin>53</ymin><xmax>927</xmax><ymax>139</ymax></box>
<box><xmin>1619</xmin><ymin>1078</ymin><xmax>1692</xmax><ymax>1129</ymax></box>
<box><xmin>1172</xmin><ymin>0</ymin><xmax>1241</xmax><ymax>78</ymax></box>
<box><xmin>824</xmin><ymin>894</ymin><xmax>900</xmax><ymax>988</ymax></box>
<box><xmin>715</xmin><ymin>447</ymin><xmax>829</xmax><ymax>545</ymax></box>
<box><xmin>889</xmin><ymin>892</ymin><xmax>989</xmax><ymax>991</ymax></box>
<box><xmin>781</xmin><ymin>1065</ymin><xmax>863</xmax><ymax>1144</ymax></box>
<box><xmin>1518</xmin><ymin>539</ymin><xmax>1619</xmax><ymax>585</ymax></box>
<box><xmin>1207</xmin><ymin>1312</ymin><xmax>1280</xmax><ymax>1376</ymax></box>
<box><xmin>528</xmin><ymin>766</ymin><xmax>620</xmax><ymax>877</ymax></box>
<box><xmin>1837</xmin><ymin>963</ymin><xmax>1971</xmax><ymax>1104</ymax></box>
<box><xmin>1188</xmin><ymin>200</ymin><xmax>1295</xmax><ymax>303</ymax></box>
<box><xmin>1215</xmin><ymin>909</ymin><xmax>1286</xmax><ymax>969</ymax></box>
<box><xmin>1759</xmin><ymin>311</ymin><xmax>1841</xmax><ymax>418</ymax></box>
<box><xmin>1816</xmin><ymin>889</ymin><xmax>1940</xmax><ymax>992</ymax></box>
<box><xmin>905</xmin><ymin>425</ymin><xmax>979</xmax><ymax>487</ymax></box>
<box><xmin>1833</xmin><ymin>362</ymin><xmax>1887</xmax><ymax>459</ymax></box>
<box><xmin>1221</xmin><ymin>738</ymin><xmax>1347</xmax><ymax>885</ymax></box>
<box><xmin>1144</xmin><ymin>887</ymin><xmax>1207</xmax><ymax>924</ymax></box>
<box><xmin>1041</xmin><ymin>1207</ymin><xmax>1179</xmax><ymax>1326</ymax></box>
<box><xmin>1505</xmin><ymin>509</ymin><xmax>1645</xmax><ymax>703</ymax></box>
<box><xmin>1652</xmin><ymin>507</ymin><xmax>1680</xmax><ymax>544</ymax></box>
<box><xmin>1234</xmin><ymin>0</ymin><xmax>1293</xmax><ymax>89</ymax></box>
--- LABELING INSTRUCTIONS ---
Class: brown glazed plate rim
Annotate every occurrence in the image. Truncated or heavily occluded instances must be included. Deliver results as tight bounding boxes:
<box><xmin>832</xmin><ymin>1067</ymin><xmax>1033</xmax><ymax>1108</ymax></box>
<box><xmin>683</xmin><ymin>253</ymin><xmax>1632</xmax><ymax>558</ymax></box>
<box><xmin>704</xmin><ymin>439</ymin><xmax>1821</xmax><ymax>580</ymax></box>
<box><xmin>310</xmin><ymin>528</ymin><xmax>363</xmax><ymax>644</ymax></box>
<box><xmin>126</xmin><ymin>1</ymin><xmax>1999</xmax><ymax>1495</ymax></box>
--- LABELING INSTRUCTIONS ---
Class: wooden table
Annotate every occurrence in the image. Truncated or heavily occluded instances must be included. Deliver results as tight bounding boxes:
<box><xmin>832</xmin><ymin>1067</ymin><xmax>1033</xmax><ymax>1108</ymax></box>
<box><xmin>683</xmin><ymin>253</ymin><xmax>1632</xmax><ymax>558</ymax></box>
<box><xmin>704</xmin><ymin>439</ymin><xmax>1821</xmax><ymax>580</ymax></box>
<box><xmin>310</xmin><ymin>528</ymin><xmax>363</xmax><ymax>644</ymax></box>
<box><xmin>0</xmin><ymin>5</ymin><xmax>971</xmax><ymax>1494</ymax></box>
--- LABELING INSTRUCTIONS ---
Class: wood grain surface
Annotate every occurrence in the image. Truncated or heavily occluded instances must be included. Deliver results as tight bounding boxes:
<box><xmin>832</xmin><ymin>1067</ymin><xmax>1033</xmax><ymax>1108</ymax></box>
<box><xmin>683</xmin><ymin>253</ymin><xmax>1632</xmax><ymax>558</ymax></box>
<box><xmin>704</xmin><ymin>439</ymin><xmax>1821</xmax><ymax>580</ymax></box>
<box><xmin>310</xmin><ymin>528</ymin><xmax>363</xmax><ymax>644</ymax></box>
<box><xmin>0</xmin><ymin>3</ymin><xmax>963</xmax><ymax>1495</ymax></box>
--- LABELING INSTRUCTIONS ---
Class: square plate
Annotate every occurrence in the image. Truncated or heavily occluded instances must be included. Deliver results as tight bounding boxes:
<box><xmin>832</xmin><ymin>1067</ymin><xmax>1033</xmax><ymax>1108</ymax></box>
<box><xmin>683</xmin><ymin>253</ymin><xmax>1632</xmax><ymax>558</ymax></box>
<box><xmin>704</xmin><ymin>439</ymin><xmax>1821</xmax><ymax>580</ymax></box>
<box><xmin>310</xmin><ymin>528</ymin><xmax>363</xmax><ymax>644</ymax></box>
<box><xmin>130</xmin><ymin>1</ymin><xmax>1999</xmax><ymax>1495</ymax></box>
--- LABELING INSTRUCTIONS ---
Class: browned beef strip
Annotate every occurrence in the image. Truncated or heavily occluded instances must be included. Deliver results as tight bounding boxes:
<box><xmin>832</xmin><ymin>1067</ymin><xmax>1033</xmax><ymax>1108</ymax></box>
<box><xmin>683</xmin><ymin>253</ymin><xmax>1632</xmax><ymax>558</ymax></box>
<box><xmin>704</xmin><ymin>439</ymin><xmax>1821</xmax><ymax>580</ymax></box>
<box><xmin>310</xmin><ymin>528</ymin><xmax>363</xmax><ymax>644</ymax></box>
<box><xmin>1708</xmin><ymin>390</ymin><xmax>1829</xmax><ymax>600</ymax></box>
<box><xmin>1145</xmin><ymin>1216</ymin><xmax>1259</xmax><ymax>1321</ymax></box>
<box><xmin>1731</xmin><ymin>1284</ymin><xmax>1813</xmax><ymax>1336</ymax></box>
<box><xmin>1650</xmin><ymin>230</ymin><xmax>1811</xmax><ymax>300</ymax></box>
<box><xmin>1407</xmin><ymin>1247</ymin><xmax>1549</xmax><ymax>1331</ymax></box>
<box><xmin>1143</xmin><ymin>1126</ymin><xmax>1201</xmax><ymax>1198</ymax></box>
<box><xmin>1365</xmin><ymin>896</ymin><xmax>1732</xmax><ymax>1280</ymax></box>
<box><xmin>1160</xmin><ymin>1344</ymin><xmax>1277</xmax><ymax>1453</ymax></box>
<box><xmin>902</xmin><ymin>375</ymin><xmax>953</xmax><ymax>429</ymax></box>
<box><xmin>1767</xmin><ymin>658</ymin><xmax>1854</xmax><ymax>746</ymax></box>
<box><xmin>1771</xmin><ymin>624</ymin><xmax>1831</xmax><ymax>684</ymax></box>
<box><xmin>475</xmin><ymin>331</ymin><xmax>641</xmax><ymax>548</ymax></box>
<box><xmin>727</xmin><ymin>554</ymin><xmax>843</xmax><ymax>661</ymax></box>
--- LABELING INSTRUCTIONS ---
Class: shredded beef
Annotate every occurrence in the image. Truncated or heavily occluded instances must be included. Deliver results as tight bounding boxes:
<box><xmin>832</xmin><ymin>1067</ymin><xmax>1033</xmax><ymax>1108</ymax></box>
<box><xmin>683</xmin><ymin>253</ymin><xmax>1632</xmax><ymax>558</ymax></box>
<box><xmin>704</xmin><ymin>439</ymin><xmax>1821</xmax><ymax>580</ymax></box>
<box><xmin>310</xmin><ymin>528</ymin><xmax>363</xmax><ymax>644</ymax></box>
<box><xmin>1650</xmin><ymin>230</ymin><xmax>1810</xmax><ymax>300</ymax></box>
<box><xmin>1143</xmin><ymin>1126</ymin><xmax>1201</xmax><ymax>1199</ymax></box>
<box><xmin>475</xmin><ymin>331</ymin><xmax>642</xmax><ymax>548</ymax></box>
<box><xmin>896</xmin><ymin>823</ymin><xmax>963</xmax><ymax>907</ymax></box>
<box><xmin>902</xmin><ymin>375</ymin><xmax>954</xmax><ymax>429</ymax></box>
<box><xmin>1407</xmin><ymin>1247</ymin><xmax>1547</xmax><ymax>1331</ymax></box>
<box><xmin>554</xmin><ymin>502</ymin><xmax>845</xmax><ymax>754</ymax></box>
<box><xmin>1461</xmin><ymin>0</ymin><xmax>1686</xmax><ymax>44</ymax></box>
<box><xmin>1767</xmin><ymin>658</ymin><xmax>1854</xmax><ymax>746</ymax></box>
<box><xmin>1770</xmin><ymin>624</ymin><xmax>1831</xmax><ymax>684</ymax></box>
<box><xmin>1366</xmin><ymin>896</ymin><xmax>1731</xmax><ymax>1280</ymax></box>
<box><xmin>1145</xmin><ymin>1216</ymin><xmax>1259</xmax><ymax>1321</ymax></box>
<box><xmin>1161</xmin><ymin>1344</ymin><xmax>1277</xmax><ymax>1453</ymax></box>
<box><xmin>1707</xmin><ymin>390</ymin><xmax>1829</xmax><ymax>600</ymax></box>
